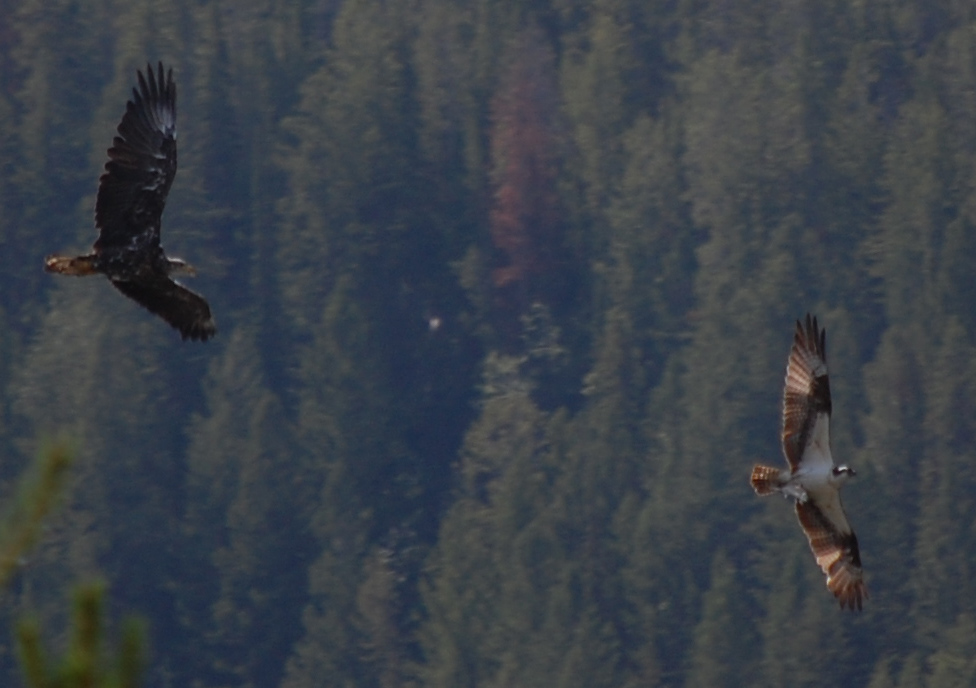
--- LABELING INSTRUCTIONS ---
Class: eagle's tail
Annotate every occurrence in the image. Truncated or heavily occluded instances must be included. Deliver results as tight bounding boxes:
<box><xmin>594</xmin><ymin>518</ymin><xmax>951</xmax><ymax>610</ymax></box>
<box><xmin>45</xmin><ymin>254</ymin><xmax>98</xmax><ymax>276</ymax></box>
<box><xmin>750</xmin><ymin>465</ymin><xmax>784</xmax><ymax>496</ymax></box>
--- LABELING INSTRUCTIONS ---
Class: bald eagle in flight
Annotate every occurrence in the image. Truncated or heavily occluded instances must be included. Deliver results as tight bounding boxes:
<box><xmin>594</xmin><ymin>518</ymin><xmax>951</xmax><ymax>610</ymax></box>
<box><xmin>750</xmin><ymin>315</ymin><xmax>866</xmax><ymax>611</ymax></box>
<box><xmin>45</xmin><ymin>63</ymin><xmax>215</xmax><ymax>341</ymax></box>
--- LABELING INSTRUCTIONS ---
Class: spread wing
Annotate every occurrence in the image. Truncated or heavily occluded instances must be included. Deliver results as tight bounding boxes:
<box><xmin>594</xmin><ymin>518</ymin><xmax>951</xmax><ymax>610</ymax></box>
<box><xmin>94</xmin><ymin>62</ymin><xmax>177</xmax><ymax>251</ymax></box>
<box><xmin>795</xmin><ymin>497</ymin><xmax>867</xmax><ymax>611</ymax></box>
<box><xmin>111</xmin><ymin>277</ymin><xmax>216</xmax><ymax>341</ymax></box>
<box><xmin>782</xmin><ymin>314</ymin><xmax>832</xmax><ymax>471</ymax></box>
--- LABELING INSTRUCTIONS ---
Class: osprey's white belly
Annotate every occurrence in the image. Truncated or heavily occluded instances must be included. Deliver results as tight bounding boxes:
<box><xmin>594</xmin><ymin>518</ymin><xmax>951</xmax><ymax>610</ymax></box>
<box><xmin>788</xmin><ymin>454</ymin><xmax>833</xmax><ymax>503</ymax></box>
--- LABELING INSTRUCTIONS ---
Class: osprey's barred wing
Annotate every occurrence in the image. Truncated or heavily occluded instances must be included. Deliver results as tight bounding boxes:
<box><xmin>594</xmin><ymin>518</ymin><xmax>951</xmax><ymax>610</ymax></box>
<box><xmin>111</xmin><ymin>276</ymin><xmax>215</xmax><ymax>341</ymax></box>
<box><xmin>795</xmin><ymin>499</ymin><xmax>867</xmax><ymax>611</ymax></box>
<box><xmin>94</xmin><ymin>62</ymin><xmax>177</xmax><ymax>251</ymax></box>
<box><xmin>782</xmin><ymin>314</ymin><xmax>832</xmax><ymax>470</ymax></box>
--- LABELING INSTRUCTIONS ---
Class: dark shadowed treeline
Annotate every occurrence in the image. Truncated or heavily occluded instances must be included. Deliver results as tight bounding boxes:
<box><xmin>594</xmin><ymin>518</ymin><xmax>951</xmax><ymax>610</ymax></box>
<box><xmin>1</xmin><ymin>1</ymin><xmax>976</xmax><ymax>686</ymax></box>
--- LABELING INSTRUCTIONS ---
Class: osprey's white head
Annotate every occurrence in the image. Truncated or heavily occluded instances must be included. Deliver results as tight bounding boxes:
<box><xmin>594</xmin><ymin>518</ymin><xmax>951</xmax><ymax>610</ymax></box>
<box><xmin>830</xmin><ymin>465</ymin><xmax>856</xmax><ymax>487</ymax></box>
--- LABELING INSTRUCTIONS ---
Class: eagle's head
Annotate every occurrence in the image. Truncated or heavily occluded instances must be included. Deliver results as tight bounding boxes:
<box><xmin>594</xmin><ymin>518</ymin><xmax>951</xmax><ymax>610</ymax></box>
<box><xmin>831</xmin><ymin>465</ymin><xmax>857</xmax><ymax>487</ymax></box>
<box><xmin>165</xmin><ymin>257</ymin><xmax>197</xmax><ymax>276</ymax></box>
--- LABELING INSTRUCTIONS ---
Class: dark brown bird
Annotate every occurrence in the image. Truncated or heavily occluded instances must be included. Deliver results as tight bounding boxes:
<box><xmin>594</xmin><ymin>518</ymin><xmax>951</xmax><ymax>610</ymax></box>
<box><xmin>45</xmin><ymin>62</ymin><xmax>215</xmax><ymax>341</ymax></box>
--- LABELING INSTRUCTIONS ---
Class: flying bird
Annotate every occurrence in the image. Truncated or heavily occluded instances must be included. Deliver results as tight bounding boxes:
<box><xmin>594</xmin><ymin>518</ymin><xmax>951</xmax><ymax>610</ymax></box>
<box><xmin>45</xmin><ymin>63</ymin><xmax>216</xmax><ymax>341</ymax></box>
<box><xmin>750</xmin><ymin>314</ymin><xmax>866</xmax><ymax>611</ymax></box>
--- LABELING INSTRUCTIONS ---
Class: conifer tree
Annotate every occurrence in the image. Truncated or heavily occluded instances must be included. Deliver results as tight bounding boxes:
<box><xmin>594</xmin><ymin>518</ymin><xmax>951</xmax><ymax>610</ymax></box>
<box><xmin>418</xmin><ymin>358</ymin><xmax>552</xmax><ymax>688</ymax></box>
<box><xmin>684</xmin><ymin>551</ymin><xmax>758</xmax><ymax>688</ymax></box>
<box><xmin>182</xmin><ymin>327</ymin><xmax>305</xmax><ymax>687</ymax></box>
<box><xmin>926</xmin><ymin>614</ymin><xmax>976</xmax><ymax>688</ymax></box>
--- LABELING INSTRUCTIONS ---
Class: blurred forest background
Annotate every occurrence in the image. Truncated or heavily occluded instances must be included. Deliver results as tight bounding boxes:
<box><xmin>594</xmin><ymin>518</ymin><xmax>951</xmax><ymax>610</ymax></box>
<box><xmin>1</xmin><ymin>0</ymin><xmax>976</xmax><ymax>686</ymax></box>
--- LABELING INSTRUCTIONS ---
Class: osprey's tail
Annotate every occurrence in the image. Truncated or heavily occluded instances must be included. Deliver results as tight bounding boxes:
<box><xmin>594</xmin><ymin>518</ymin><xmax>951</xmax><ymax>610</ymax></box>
<box><xmin>45</xmin><ymin>254</ymin><xmax>98</xmax><ymax>276</ymax></box>
<box><xmin>750</xmin><ymin>465</ymin><xmax>784</xmax><ymax>496</ymax></box>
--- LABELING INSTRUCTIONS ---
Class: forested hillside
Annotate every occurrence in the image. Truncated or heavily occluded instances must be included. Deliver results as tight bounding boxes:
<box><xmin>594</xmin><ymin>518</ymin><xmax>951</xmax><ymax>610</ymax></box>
<box><xmin>1</xmin><ymin>0</ymin><xmax>976</xmax><ymax>686</ymax></box>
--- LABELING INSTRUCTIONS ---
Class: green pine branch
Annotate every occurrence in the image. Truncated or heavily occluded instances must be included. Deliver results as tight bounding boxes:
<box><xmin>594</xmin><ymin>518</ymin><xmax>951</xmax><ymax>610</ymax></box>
<box><xmin>17</xmin><ymin>582</ymin><xmax>145</xmax><ymax>688</ymax></box>
<box><xmin>0</xmin><ymin>441</ymin><xmax>146</xmax><ymax>687</ymax></box>
<box><xmin>0</xmin><ymin>440</ymin><xmax>73</xmax><ymax>590</ymax></box>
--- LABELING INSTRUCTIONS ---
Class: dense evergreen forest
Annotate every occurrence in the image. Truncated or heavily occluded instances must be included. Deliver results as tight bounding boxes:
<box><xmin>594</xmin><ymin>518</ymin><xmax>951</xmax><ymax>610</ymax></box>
<box><xmin>1</xmin><ymin>0</ymin><xmax>976</xmax><ymax>685</ymax></box>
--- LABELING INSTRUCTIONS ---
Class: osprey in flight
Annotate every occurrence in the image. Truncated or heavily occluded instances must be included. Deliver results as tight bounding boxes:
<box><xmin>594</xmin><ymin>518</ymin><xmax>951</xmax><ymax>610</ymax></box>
<box><xmin>750</xmin><ymin>314</ymin><xmax>866</xmax><ymax>611</ymax></box>
<box><xmin>45</xmin><ymin>63</ymin><xmax>216</xmax><ymax>341</ymax></box>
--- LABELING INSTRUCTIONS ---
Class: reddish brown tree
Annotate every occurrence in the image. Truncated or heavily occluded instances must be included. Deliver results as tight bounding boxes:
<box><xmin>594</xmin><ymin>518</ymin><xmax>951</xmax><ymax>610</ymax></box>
<box><xmin>488</xmin><ymin>27</ymin><xmax>564</xmax><ymax>328</ymax></box>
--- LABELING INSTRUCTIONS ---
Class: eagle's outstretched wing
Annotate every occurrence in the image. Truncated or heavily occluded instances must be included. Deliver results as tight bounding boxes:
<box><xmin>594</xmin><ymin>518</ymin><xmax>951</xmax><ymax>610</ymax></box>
<box><xmin>782</xmin><ymin>314</ymin><xmax>832</xmax><ymax>471</ymax></box>
<box><xmin>94</xmin><ymin>62</ymin><xmax>177</xmax><ymax>251</ymax></box>
<box><xmin>795</xmin><ymin>498</ymin><xmax>867</xmax><ymax>611</ymax></box>
<box><xmin>111</xmin><ymin>277</ymin><xmax>216</xmax><ymax>341</ymax></box>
